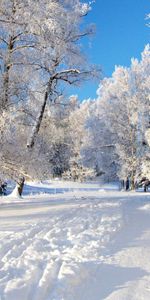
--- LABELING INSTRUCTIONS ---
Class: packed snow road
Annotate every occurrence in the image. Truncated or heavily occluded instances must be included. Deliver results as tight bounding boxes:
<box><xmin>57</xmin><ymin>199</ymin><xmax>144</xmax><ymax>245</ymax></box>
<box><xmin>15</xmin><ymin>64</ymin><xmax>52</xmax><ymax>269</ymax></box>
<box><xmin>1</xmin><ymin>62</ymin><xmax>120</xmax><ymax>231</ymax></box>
<box><xmin>0</xmin><ymin>185</ymin><xmax>150</xmax><ymax>300</ymax></box>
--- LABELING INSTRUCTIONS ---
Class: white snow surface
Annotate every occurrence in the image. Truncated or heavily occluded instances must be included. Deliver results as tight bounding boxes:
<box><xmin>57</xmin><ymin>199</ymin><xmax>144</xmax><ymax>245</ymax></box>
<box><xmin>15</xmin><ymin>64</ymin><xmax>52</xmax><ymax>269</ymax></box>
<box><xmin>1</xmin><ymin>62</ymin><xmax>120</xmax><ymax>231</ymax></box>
<box><xmin>0</xmin><ymin>181</ymin><xmax>150</xmax><ymax>300</ymax></box>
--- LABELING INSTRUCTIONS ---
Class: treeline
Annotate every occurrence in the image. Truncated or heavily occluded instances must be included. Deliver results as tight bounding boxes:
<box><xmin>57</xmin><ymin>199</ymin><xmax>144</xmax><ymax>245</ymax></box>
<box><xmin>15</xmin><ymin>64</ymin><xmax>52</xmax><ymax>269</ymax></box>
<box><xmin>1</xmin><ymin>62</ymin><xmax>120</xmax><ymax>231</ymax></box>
<box><xmin>0</xmin><ymin>1</ymin><xmax>150</xmax><ymax>194</ymax></box>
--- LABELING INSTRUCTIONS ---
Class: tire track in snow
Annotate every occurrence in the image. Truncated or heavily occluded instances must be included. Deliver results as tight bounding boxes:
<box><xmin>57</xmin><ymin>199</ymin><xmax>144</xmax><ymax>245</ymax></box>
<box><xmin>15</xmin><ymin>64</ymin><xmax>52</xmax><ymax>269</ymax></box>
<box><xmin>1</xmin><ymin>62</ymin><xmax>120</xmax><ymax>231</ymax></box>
<box><xmin>0</xmin><ymin>198</ymin><xmax>123</xmax><ymax>300</ymax></box>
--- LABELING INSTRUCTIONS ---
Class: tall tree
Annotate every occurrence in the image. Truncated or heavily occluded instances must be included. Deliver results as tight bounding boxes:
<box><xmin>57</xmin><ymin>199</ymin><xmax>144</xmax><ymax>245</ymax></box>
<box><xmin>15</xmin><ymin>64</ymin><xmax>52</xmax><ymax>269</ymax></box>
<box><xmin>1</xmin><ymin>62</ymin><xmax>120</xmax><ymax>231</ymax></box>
<box><xmin>0</xmin><ymin>0</ymin><xmax>97</xmax><ymax>193</ymax></box>
<box><xmin>92</xmin><ymin>46</ymin><xmax>150</xmax><ymax>186</ymax></box>
<box><xmin>26</xmin><ymin>0</ymin><xmax>97</xmax><ymax>147</ymax></box>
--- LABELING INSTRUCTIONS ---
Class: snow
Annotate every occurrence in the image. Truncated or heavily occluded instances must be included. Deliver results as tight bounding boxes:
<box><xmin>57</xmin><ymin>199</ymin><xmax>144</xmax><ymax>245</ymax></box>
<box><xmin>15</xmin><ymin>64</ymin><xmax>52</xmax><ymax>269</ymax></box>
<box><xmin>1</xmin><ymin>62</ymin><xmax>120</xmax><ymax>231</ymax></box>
<box><xmin>7</xmin><ymin>186</ymin><xmax>21</xmax><ymax>199</ymax></box>
<box><xmin>0</xmin><ymin>181</ymin><xmax>150</xmax><ymax>300</ymax></box>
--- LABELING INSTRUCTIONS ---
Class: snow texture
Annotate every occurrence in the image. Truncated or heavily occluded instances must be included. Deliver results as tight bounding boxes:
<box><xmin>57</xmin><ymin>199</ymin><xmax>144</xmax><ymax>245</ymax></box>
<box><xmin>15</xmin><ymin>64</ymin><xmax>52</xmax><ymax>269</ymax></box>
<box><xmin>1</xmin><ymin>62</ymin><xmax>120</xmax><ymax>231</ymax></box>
<box><xmin>0</xmin><ymin>181</ymin><xmax>150</xmax><ymax>300</ymax></box>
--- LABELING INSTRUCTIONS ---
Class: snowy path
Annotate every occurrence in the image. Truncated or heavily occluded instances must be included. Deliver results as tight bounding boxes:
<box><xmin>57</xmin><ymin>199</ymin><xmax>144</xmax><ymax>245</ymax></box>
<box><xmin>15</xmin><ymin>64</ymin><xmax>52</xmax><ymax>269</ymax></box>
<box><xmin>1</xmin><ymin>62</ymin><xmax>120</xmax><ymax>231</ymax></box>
<box><xmin>0</xmin><ymin>189</ymin><xmax>150</xmax><ymax>299</ymax></box>
<box><xmin>104</xmin><ymin>195</ymin><xmax>150</xmax><ymax>300</ymax></box>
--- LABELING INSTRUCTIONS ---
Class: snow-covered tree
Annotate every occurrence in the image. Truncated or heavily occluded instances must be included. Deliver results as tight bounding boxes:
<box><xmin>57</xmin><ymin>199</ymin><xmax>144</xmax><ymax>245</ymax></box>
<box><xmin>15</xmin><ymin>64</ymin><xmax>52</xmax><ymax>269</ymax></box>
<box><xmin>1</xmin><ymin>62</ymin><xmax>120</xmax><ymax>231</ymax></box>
<box><xmin>0</xmin><ymin>108</ymin><xmax>52</xmax><ymax>195</ymax></box>
<box><xmin>0</xmin><ymin>0</ymin><xmax>97</xmax><ymax>193</ymax></box>
<box><xmin>39</xmin><ymin>96</ymin><xmax>76</xmax><ymax>177</ymax></box>
<box><xmin>90</xmin><ymin>45</ymin><xmax>150</xmax><ymax>186</ymax></box>
<box><xmin>80</xmin><ymin>99</ymin><xmax>117</xmax><ymax>182</ymax></box>
<box><xmin>39</xmin><ymin>95</ymin><xmax>95</xmax><ymax>180</ymax></box>
<box><xmin>22</xmin><ymin>0</ymin><xmax>97</xmax><ymax>148</ymax></box>
<box><xmin>135</xmin><ymin>45</ymin><xmax>150</xmax><ymax>180</ymax></box>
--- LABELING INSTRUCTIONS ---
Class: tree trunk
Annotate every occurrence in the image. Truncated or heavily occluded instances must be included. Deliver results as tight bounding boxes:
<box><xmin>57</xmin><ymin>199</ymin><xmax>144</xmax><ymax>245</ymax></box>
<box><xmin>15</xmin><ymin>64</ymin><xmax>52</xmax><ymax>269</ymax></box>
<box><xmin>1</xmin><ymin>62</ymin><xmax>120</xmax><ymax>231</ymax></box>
<box><xmin>144</xmin><ymin>184</ymin><xmax>147</xmax><ymax>192</ymax></box>
<box><xmin>27</xmin><ymin>91</ymin><xmax>49</xmax><ymax>148</ymax></box>
<box><xmin>17</xmin><ymin>176</ymin><xmax>25</xmax><ymax>196</ymax></box>
<box><xmin>3</xmin><ymin>37</ymin><xmax>14</xmax><ymax>109</ymax></box>
<box><xmin>130</xmin><ymin>178</ymin><xmax>135</xmax><ymax>190</ymax></box>
<box><xmin>3</xmin><ymin>68</ymin><xmax>10</xmax><ymax>109</ymax></box>
<box><xmin>125</xmin><ymin>177</ymin><xmax>130</xmax><ymax>191</ymax></box>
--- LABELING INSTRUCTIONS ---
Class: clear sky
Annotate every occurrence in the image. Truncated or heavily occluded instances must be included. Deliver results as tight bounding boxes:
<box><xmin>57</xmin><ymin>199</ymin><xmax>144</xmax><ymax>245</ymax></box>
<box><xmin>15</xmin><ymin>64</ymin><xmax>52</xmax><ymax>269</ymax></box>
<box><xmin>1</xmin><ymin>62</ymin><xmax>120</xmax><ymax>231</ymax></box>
<box><xmin>69</xmin><ymin>0</ymin><xmax>150</xmax><ymax>101</ymax></box>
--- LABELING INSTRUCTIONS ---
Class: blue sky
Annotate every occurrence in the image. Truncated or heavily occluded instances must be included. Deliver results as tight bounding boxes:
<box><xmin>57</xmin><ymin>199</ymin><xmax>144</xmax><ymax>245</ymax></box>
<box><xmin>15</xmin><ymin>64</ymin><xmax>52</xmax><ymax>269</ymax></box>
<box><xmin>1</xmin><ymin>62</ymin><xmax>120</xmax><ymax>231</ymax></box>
<box><xmin>69</xmin><ymin>0</ymin><xmax>150</xmax><ymax>101</ymax></box>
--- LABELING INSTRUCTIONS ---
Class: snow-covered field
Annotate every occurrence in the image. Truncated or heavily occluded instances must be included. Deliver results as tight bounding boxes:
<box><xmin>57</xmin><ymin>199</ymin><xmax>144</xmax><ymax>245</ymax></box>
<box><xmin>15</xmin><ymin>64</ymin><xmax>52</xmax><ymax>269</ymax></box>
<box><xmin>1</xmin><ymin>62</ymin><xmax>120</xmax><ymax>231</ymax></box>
<box><xmin>0</xmin><ymin>181</ymin><xmax>150</xmax><ymax>300</ymax></box>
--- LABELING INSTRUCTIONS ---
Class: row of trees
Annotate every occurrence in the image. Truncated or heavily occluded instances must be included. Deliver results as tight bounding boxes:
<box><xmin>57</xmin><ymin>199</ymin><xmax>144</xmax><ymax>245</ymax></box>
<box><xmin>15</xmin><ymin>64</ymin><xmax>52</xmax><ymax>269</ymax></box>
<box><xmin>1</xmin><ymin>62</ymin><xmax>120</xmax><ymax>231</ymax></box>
<box><xmin>1</xmin><ymin>43</ymin><xmax>150</xmax><ymax>192</ymax></box>
<box><xmin>0</xmin><ymin>1</ymin><xmax>149</xmax><ymax>194</ymax></box>
<box><xmin>43</xmin><ymin>45</ymin><xmax>149</xmax><ymax>187</ymax></box>
<box><xmin>0</xmin><ymin>0</ymin><xmax>97</xmax><ymax>194</ymax></box>
<box><xmin>80</xmin><ymin>45</ymin><xmax>150</xmax><ymax>186</ymax></box>
<box><xmin>32</xmin><ymin>44</ymin><xmax>150</xmax><ymax>187</ymax></box>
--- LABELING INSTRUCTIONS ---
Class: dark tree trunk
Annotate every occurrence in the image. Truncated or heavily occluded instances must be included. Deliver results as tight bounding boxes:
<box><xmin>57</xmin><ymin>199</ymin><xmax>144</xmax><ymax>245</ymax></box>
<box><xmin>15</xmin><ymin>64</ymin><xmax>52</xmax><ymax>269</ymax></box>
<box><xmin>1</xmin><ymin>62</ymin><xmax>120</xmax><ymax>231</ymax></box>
<box><xmin>17</xmin><ymin>177</ymin><xmax>25</xmax><ymax>196</ymax></box>
<box><xmin>3</xmin><ymin>37</ymin><xmax>14</xmax><ymax>109</ymax></box>
<box><xmin>125</xmin><ymin>177</ymin><xmax>130</xmax><ymax>191</ymax></box>
<box><xmin>27</xmin><ymin>91</ymin><xmax>49</xmax><ymax>148</ymax></box>
<box><xmin>3</xmin><ymin>68</ymin><xmax>10</xmax><ymax>109</ymax></box>
<box><xmin>144</xmin><ymin>184</ymin><xmax>147</xmax><ymax>192</ymax></box>
<box><xmin>27</xmin><ymin>78</ymin><xmax>54</xmax><ymax>148</ymax></box>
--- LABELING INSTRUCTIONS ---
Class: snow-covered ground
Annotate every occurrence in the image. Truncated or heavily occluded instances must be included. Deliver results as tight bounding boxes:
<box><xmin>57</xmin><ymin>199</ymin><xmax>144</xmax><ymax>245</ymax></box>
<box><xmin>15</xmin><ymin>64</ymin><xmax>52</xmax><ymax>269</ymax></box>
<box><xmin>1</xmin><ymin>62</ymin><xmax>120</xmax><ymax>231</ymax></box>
<box><xmin>0</xmin><ymin>181</ymin><xmax>150</xmax><ymax>300</ymax></box>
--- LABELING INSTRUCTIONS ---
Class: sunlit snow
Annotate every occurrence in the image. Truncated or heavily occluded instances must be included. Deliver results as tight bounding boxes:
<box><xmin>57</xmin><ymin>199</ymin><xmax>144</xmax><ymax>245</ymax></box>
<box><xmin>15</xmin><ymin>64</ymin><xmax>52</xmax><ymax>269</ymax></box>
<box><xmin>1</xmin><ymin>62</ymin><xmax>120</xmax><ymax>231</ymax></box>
<box><xmin>0</xmin><ymin>181</ymin><xmax>150</xmax><ymax>300</ymax></box>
